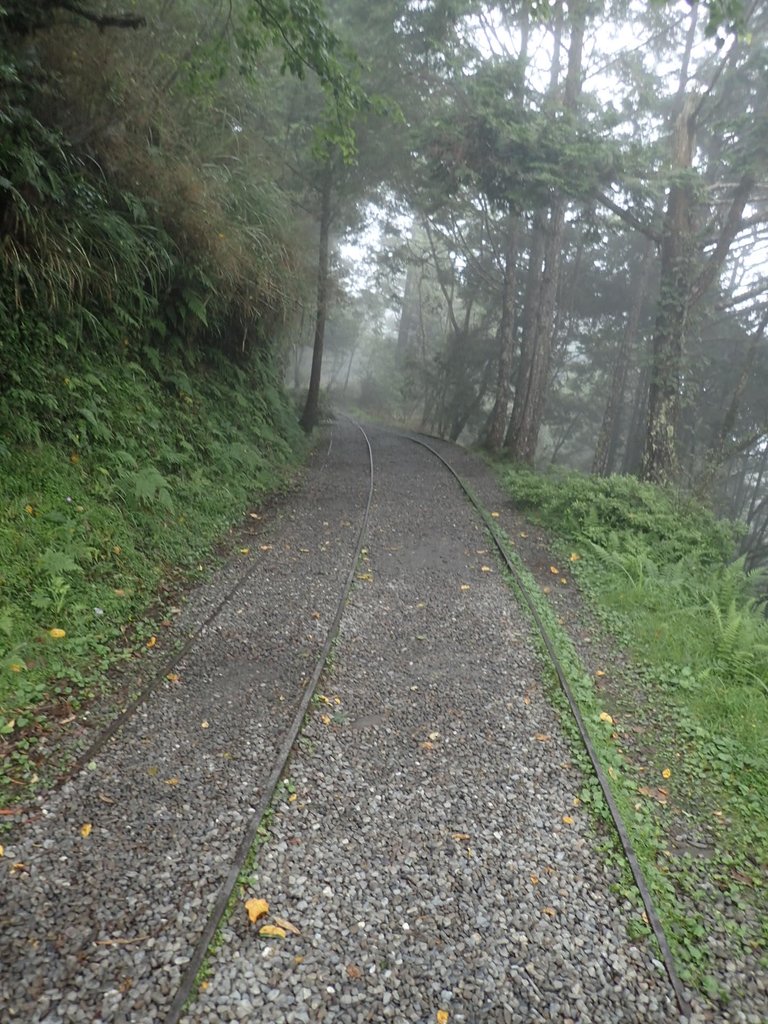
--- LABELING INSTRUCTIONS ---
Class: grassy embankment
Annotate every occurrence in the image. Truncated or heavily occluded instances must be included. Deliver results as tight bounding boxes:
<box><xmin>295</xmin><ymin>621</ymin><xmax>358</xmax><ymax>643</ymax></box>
<box><xmin>0</xmin><ymin>347</ymin><xmax>304</xmax><ymax>801</ymax></box>
<box><xmin>0</xmin><ymin>11</ymin><xmax>316</xmax><ymax>803</ymax></box>
<box><xmin>497</xmin><ymin>468</ymin><xmax>767</xmax><ymax>993</ymax></box>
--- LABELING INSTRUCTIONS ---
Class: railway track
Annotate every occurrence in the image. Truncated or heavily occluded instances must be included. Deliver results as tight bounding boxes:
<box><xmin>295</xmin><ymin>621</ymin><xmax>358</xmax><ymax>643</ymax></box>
<box><xmin>1</xmin><ymin>418</ymin><xmax>690</xmax><ymax>1023</ymax></box>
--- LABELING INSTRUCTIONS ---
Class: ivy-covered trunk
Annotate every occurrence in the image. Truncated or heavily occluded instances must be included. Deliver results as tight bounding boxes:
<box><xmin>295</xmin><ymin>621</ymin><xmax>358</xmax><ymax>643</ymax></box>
<box><xmin>641</xmin><ymin>98</ymin><xmax>696</xmax><ymax>485</ymax></box>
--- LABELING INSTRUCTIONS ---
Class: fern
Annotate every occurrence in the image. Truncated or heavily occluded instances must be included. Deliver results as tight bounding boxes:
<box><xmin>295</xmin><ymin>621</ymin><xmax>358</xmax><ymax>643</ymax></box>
<box><xmin>36</xmin><ymin>548</ymin><xmax>79</xmax><ymax>576</ymax></box>
<box><xmin>130</xmin><ymin>466</ymin><xmax>174</xmax><ymax>512</ymax></box>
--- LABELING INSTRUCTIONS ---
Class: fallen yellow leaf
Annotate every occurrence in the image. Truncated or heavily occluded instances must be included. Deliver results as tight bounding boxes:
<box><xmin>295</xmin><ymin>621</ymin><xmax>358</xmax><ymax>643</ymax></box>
<box><xmin>562</xmin><ymin>815</ymin><xmax>574</xmax><ymax>825</ymax></box>
<box><xmin>288</xmin><ymin>793</ymin><xmax>297</xmax><ymax>803</ymax></box>
<box><xmin>240</xmin><ymin>547</ymin><xmax>250</xmax><ymax>555</ymax></box>
<box><xmin>519</xmin><ymin>532</ymin><xmax>527</xmax><ymax>538</ymax></box>
<box><xmin>491</xmin><ymin>511</ymin><xmax>500</xmax><ymax>518</ymax></box>
<box><xmin>166</xmin><ymin>673</ymin><xmax>180</xmax><ymax>683</ymax></box>
<box><xmin>549</xmin><ymin>566</ymin><xmax>559</xmax><ymax>575</ymax></box>
<box><xmin>420</xmin><ymin>741</ymin><xmax>434</xmax><ymax>751</ymax></box>
<box><xmin>595</xmin><ymin>670</ymin><xmax>606</xmax><ymax>678</ymax></box>
<box><xmin>70</xmin><ymin>453</ymin><xmax>80</xmax><ymax>464</ymax></box>
<box><xmin>199</xmin><ymin>980</ymin><xmax>209</xmax><ymax>992</ymax></box>
<box><xmin>320</xmin><ymin>714</ymin><xmax>332</xmax><ymax>725</ymax></box>
<box><xmin>599</xmin><ymin>711</ymin><xmax>614</xmax><ymax>724</ymax></box>
<box><xmin>530</xmin><ymin>873</ymin><xmax>539</xmax><ymax>885</ymax></box>
<box><xmin>201</xmin><ymin>721</ymin><xmax>209</xmax><ymax>729</ymax></box>
<box><xmin>9</xmin><ymin>662</ymin><xmax>24</xmax><ymax>672</ymax></box>
<box><xmin>573</xmin><ymin>797</ymin><xmax>581</xmax><ymax>806</ymax></box>
<box><xmin>543</xmin><ymin>906</ymin><xmax>556</xmax><ymax>916</ymax></box>
<box><xmin>451</xmin><ymin>832</ymin><xmax>470</xmax><ymax>841</ymax></box>
<box><xmin>80</xmin><ymin>823</ymin><xmax>92</xmax><ymax>838</ymax></box>
<box><xmin>662</xmin><ymin>768</ymin><xmax>672</xmax><ymax>779</ymax></box>
<box><xmin>49</xmin><ymin>628</ymin><xmax>66</xmax><ymax>639</ymax></box>
<box><xmin>542</xmin><ymin>585</ymin><xmax>551</xmax><ymax>594</ymax></box>
<box><xmin>273</xmin><ymin>916</ymin><xmax>301</xmax><ymax>935</ymax></box>
<box><xmin>259</xmin><ymin>924</ymin><xmax>287</xmax><ymax>939</ymax></box>
<box><xmin>437</xmin><ymin>1011</ymin><xmax>450</xmax><ymax>1024</ymax></box>
<box><xmin>534</xmin><ymin>734</ymin><xmax>551</xmax><ymax>742</ymax></box>
<box><xmin>146</xmin><ymin>636</ymin><xmax>157</xmax><ymax>649</ymax></box>
<box><xmin>480</xmin><ymin>565</ymin><xmax>492</xmax><ymax>573</ymax></box>
<box><xmin>559</xmin><ymin>578</ymin><xmax>568</xmax><ymax>585</ymax></box>
<box><xmin>0</xmin><ymin>844</ymin><xmax>5</xmax><ymax>857</ymax></box>
<box><xmin>245</xmin><ymin>898</ymin><xmax>269</xmax><ymax>924</ymax></box>
<box><xmin>569</xmin><ymin>552</ymin><xmax>581</xmax><ymax>561</ymax></box>
<box><xmin>165</xmin><ymin>777</ymin><xmax>179</xmax><ymax>786</ymax></box>
<box><xmin>460</xmin><ymin>584</ymin><xmax>471</xmax><ymax>591</ymax></box>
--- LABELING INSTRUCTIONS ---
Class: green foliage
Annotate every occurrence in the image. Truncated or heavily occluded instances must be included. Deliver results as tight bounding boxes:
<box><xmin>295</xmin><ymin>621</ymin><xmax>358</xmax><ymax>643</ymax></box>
<box><xmin>0</xmin><ymin>341</ymin><xmax>304</xmax><ymax>759</ymax></box>
<box><xmin>503</xmin><ymin>467</ymin><xmax>737</xmax><ymax>564</ymax></box>
<box><xmin>499</xmin><ymin>462</ymin><xmax>767</xmax><ymax>806</ymax></box>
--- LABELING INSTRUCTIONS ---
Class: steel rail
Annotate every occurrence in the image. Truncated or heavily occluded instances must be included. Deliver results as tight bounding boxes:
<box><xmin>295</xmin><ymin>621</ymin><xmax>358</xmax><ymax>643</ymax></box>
<box><xmin>163</xmin><ymin>419</ymin><xmax>374</xmax><ymax>1023</ymax></box>
<box><xmin>406</xmin><ymin>432</ymin><xmax>691</xmax><ymax>1021</ymax></box>
<box><xmin>45</xmin><ymin>430</ymin><xmax>345</xmax><ymax>799</ymax></box>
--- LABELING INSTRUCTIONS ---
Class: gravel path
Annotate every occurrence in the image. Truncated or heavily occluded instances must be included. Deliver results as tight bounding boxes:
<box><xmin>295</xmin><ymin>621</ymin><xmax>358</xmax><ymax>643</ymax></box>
<box><xmin>0</xmin><ymin>420</ymin><xmax>371</xmax><ymax>1024</ymax></box>
<box><xmin>184</xmin><ymin>427</ymin><xmax>684</xmax><ymax>1024</ymax></box>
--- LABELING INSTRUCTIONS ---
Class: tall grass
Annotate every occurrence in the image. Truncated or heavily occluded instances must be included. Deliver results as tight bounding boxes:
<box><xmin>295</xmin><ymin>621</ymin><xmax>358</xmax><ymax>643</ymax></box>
<box><xmin>499</xmin><ymin>467</ymin><xmax>768</xmax><ymax>777</ymax></box>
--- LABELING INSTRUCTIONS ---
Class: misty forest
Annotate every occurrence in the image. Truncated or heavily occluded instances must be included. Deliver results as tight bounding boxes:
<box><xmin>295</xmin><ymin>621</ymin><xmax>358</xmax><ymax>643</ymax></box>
<box><xmin>1</xmin><ymin>0</ymin><xmax>768</xmax><ymax>1011</ymax></box>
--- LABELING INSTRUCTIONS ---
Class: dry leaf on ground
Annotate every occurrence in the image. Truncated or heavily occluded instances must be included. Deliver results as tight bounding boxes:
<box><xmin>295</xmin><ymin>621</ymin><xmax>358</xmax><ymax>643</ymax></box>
<box><xmin>273</xmin><ymin>916</ymin><xmax>301</xmax><ymax>935</ymax></box>
<box><xmin>245</xmin><ymin>898</ymin><xmax>269</xmax><ymax>924</ymax></box>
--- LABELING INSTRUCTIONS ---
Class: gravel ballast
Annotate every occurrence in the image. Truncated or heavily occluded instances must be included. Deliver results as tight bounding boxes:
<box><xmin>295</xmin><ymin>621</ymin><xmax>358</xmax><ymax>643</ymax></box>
<box><xmin>0</xmin><ymin>421</ymin><xmax>371</xmax><ymax>1023</ymax></box>
<box><xmin>3</xmin><ymin>422</ymin><xmax>759</xmax><ymax>1023</ymax></box>
<box><xmin>183</xmin><ymin>427</ymin><xmax>688</xmax><ymax>1024</ymax></box>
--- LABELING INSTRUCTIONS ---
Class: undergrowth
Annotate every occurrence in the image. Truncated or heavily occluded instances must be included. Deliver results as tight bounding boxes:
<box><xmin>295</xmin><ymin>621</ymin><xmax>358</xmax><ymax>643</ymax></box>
<box><xmin>0</xmin><ymin>340</ymin><xmax>304</xmax><ymax>796</ymax></box>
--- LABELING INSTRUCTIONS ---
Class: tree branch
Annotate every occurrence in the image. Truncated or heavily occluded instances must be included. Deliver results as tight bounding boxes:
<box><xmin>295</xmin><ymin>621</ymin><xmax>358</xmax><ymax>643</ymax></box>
<box><xmin>595</xmin><ymin>192</ymin><xmax>661</xmax><ymax>243</ymax></box>
<box><xmin>53</xmin><ymin>1</ymin><xmax>145</xmax><ymax>28</ymax></box>
<box><xmin>690</xmin><ymin>172</ymin><xmax>756</xmax><ymax>306</ymax></box>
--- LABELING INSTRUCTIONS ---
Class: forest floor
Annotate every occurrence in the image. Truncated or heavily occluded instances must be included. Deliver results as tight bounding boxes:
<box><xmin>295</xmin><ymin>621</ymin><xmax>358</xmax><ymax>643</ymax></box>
<box><xmin>0</xmin><ymin>420</ymin><xmax>764</xmax><ymax>1024</ymax></box>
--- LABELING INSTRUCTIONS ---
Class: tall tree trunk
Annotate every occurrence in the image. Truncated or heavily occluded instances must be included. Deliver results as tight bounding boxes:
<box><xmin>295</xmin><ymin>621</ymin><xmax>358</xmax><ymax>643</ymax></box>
<box><xmin>696</xmin><ymin>310</ymin><xmax>768</xmax><ymax>495</ymax></box>
<box><xmin>504</xmin><ymin>0</ymin><xmax>585</xmax><ymax>464</ymax></box>
<box><xmin>484</xmin><ymin>218</ymin><xmax>520</xmax><ymax>452</ymax></box>
<box><xmin>396</xmin><ymin>261</ymin><xmax>420</xmax><ymax>366</ymax></box>
<box><xmin>507</xmin><ymin>199</ymin><xmax>566</xmax><ymax>463</ymax></box>
<box><xmin>300</xmin><ymin>163</ymin><xmax>333</xmax><ymax>432</ymax></box>
<box><xmin>640</xmin><ymin>96</ymin><xmax>697</xmax><ymax>484</ymax></box>
<box><xmin>622</xmin><ymin>365</ymin><xmax>650</xmax><ymax>475</ymax></box>
<box><xmin>592</xmin><ymin>238</ymin><xmax>655</xmax><ymax>476</ymax></box>
<box><xmin>505</xmin><ymin>213</ymin><xmax>545</xmax><ymax>449</ymax></box>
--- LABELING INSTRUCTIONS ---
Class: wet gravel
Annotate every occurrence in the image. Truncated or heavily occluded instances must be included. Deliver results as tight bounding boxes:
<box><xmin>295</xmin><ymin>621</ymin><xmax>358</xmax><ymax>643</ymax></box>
<box><xmin>183</xmin><ymin>428</ymin><xmax>686</xmax><ymax>1024</ymax></box>
<box><xmin>0</xmin><ymin>421</ymin><xmax>371</xmax><ymax>1023</ymax></box>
